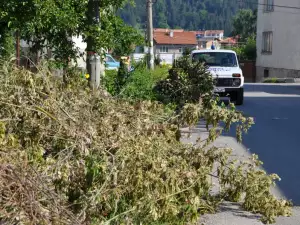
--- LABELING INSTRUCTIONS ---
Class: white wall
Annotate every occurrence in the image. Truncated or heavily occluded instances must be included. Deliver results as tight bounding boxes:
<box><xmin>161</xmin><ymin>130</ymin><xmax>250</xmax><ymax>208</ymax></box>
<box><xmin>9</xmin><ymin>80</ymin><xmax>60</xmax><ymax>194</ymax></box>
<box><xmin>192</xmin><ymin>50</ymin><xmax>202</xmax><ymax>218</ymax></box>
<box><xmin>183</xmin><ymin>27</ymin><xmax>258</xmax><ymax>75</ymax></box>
<box><xmin>132</xmin><ymin>53</ymin><xmax>182</xmax><ymax>65</ymax></box>
<box><xmin>158</xmin><ymin>53</ymin><xmax>182</xmax><ymax>64</ymax></box>
<box><xmin>72</xmin><ymin>35</ymin><xmax>87</xmax><ymax>69</ymax></box>
<box><xmin>155</xmin><ymin>44</ymin><xmax>196</xmax><ymax>54</ymax></box>
<box><xmin>256</xmin><ymin>0</ymin><xmax>300</xmax><ymax>71</ymax></box>
<box><xmin>132</xmin><ymin>53</ymin><xmax>146</xmax><ymax>62</ymax></box>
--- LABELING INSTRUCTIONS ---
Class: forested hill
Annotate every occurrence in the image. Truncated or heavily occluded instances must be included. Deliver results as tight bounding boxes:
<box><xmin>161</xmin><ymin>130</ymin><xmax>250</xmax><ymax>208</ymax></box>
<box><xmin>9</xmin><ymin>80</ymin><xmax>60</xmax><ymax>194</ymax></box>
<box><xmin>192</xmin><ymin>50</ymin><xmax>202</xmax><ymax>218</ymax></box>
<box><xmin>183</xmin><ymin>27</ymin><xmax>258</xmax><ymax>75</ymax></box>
<box><xmin>120</xmin><ymin>0</ymin><xmax>257</xmax><ymax>35</ymax></box>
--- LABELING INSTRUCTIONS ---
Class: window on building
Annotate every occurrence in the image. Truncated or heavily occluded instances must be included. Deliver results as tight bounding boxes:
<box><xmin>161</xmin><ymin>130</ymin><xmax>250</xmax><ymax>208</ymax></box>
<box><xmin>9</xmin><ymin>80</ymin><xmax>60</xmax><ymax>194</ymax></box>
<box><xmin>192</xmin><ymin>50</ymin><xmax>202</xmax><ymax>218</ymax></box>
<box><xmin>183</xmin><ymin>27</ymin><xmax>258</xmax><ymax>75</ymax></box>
<box><xmin>264</xmin><ymin>69</ymin><xmax>270</xmax><ymax>78</ymax></box>
<box><xmin>264</xmin><ymin>0</ymin><xmax>274</xmax><ymax>12</ymax></box>
<box><xmin>262</xmin><ymin>31</ymin><xmax>273</xmax><ymax>53</ymax></box>
<box><xmin>179</xmin><ymin>47</ymin><xmax>182</xmax><ymax>53</ymax></box>
<box><xmin>159</xmin><ymin>46</ymin><xmax>169</xmax><ymax>53</ymax></box>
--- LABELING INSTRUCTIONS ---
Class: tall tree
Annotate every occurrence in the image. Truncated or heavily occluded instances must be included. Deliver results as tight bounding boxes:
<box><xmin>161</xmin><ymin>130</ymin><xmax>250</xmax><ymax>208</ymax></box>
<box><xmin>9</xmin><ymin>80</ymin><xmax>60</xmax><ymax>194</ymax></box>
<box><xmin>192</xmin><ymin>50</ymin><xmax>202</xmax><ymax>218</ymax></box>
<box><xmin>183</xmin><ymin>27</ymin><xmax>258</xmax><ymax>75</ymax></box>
<box><xmin>0</xmin><ymin>0</ymin><xmax>143</xmax><ymax>65</ymax></box>
<box><xmin>119</xmin><ymin>0</ymin><xmax>257</xmax><ymax>35</ymax></box>
<box><xmin>232</xmin><ymin>9</ymin><xmax>257</xmax><ymax>41</ymax></box>
<box><xmin>154</xmin><ymin>0</ymin><xmax>169</xmax><ymax>28</ymax></box>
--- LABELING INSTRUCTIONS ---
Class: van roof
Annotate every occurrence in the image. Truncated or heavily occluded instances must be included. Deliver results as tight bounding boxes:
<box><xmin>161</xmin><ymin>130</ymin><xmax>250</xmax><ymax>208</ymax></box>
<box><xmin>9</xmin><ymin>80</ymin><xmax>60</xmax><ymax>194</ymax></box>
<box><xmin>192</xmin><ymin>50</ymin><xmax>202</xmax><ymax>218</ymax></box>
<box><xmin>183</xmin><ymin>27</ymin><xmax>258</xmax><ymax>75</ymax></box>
<box><xmin>191</xmin><ymin>49</ymin><xmax>236</xmax><ymax>54</ymax></box>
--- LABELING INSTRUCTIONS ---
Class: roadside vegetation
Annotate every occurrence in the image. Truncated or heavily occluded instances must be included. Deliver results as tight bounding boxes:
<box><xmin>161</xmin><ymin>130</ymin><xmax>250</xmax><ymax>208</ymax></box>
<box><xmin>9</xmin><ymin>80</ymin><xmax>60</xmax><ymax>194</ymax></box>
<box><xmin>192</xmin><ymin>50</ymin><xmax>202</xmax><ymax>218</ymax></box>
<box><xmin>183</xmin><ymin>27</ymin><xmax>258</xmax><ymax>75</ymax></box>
<box><xmin>225</xmin><ymin>9</ymin><xmax>257</xmax><ymax>61</ymax></box>
<box><xmin>0</xmin><ymin>55</ymin><xmax>292</xmax><ymax>224</ymax></box>
<box><xmin>263</xmin><ymin>78</ymin><xmax>288</xmax><ymax>83</ymax></box>
<box><xmin>0</xmin><ymin>1</ymin><xmax>292</xmax><ymax>224</ymax></box>
<box><xmin>231</xmin><ymin>37</ymin><xmax>256</xmax><ymax>61</ymax></box>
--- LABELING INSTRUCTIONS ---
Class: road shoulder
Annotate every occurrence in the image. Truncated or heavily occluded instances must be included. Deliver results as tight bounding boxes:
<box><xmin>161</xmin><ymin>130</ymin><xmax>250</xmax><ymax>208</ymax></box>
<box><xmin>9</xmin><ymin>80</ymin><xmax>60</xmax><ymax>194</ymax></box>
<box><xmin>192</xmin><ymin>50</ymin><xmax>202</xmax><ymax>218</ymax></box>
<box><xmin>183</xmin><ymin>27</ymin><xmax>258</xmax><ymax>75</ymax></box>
<box><xmin>181</xmin><ymin>123</ymin><xmax>299</xmax><ymax>225</ymax></box>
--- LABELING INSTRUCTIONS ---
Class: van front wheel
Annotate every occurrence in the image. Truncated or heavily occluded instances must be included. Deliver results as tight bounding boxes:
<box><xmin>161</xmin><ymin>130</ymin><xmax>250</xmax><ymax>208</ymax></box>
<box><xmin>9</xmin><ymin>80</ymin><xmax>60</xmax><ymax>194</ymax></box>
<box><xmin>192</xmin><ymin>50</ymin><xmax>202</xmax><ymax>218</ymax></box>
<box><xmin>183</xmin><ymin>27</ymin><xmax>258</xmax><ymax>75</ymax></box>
<box><xmin>230</xmin><ymin>88</ymin><xmax>244</xmax><ymax>105</ymax></box>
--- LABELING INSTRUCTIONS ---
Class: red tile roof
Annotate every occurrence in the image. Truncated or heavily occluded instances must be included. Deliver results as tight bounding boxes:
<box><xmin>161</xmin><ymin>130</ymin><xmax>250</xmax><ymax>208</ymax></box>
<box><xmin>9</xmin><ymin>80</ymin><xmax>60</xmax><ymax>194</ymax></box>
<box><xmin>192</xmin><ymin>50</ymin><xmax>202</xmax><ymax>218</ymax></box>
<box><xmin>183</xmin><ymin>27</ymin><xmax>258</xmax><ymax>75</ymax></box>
<box><xmin>154</xmin><ymin>31</ymin><xmax>197</xmax><ymax>45</ymax></box>
<box><xmin>205</xmin><ymin>30</ymin><xmax>224</xmax><ymax>34</ymax></box>
<box><xmin>220</xmin><ymin>36</ymin><xmax>238</xmax><ymax>44</ymax></box>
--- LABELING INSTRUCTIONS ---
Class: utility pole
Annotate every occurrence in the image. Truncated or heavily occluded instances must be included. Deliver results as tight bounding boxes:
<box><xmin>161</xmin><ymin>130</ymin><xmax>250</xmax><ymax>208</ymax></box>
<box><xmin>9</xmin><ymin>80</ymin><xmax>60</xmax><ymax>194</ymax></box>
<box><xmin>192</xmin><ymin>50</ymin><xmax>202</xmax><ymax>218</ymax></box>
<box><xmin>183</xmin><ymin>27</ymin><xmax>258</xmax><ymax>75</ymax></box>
<box><xmin>86</xmin><ymin>0</ymin><xmax>101</xmax><ymax>89</ymax></box>
<box><xmin>147</xmin><ymin>0</ymin><xmax>154</xmax><ymax>70</ymax></box>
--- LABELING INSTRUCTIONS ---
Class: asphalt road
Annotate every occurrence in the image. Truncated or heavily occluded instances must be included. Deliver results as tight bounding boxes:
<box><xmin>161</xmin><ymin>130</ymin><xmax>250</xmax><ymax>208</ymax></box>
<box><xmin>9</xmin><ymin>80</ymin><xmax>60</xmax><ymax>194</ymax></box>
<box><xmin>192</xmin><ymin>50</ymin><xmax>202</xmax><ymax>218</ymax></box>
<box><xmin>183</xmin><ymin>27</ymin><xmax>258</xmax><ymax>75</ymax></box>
<box><xmin>183</xmin><ymin>83</ymin><xmax>300</xmax><ymax>225</ymax></box>
<box><xmin>230</xmin><ymin>84</ymin><xmax>300</xmax><ymax>206</ymax></box>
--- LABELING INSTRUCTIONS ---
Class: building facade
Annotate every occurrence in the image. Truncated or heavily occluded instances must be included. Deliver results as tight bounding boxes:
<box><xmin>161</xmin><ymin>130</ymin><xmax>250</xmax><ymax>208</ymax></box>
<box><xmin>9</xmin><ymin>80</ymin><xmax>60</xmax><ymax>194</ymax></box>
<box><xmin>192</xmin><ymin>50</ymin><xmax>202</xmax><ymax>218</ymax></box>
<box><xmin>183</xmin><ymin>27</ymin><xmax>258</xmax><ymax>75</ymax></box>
<box><xmin>152</xmin><ymin>29</ymin><xmax>197</xmax><ymax>64</ymax></box>
<box><xmin>256</xmin><ymin>0</ymin><xmax>300</xmax><ymax>81</ymax></box>
<box><xmin>195</xmin><ymin>30</ymin><xmax>224</xmax><ymax>49</ymax></box>
<box><xmin>132</xmin><ymin>29</ymin><xmax>225</xmax><ymax>64</ymax></box>
<box><xmin>153</xmin><ymin>29</ymin><xmax>197</xmax><ymax>54</ymax></box>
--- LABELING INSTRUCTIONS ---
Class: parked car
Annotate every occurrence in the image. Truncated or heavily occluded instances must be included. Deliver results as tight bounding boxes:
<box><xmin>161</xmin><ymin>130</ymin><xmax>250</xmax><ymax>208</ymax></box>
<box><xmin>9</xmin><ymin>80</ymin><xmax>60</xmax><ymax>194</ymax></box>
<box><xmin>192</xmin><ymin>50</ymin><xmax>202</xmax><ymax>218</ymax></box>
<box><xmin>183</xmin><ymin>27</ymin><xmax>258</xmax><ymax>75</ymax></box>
<box><xmin>105</xmin><ymin>54</ymin><xmax>120</xmax><ymax>70</ymax></box>
<box><xmin>191</xmin><ymin>49</ymin><xmax>244</xmax><ymax>105</ymax></box>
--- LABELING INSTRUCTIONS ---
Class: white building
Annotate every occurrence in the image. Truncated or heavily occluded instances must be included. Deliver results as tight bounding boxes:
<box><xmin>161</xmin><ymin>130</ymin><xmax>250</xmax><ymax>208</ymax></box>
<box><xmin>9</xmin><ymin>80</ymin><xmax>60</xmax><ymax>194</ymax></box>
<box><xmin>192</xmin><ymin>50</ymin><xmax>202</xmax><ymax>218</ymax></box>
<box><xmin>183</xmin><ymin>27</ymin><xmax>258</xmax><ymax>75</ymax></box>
<box><xmin>132</xmin><ymin>29</ymin><xmax>224</xmax><ymax>65</ymax></box>
<box><xmin>195</xmin><ymin>30</ymin><xmax>224</xmax><ymax>49</ymax></box>
<box><xmin>256</xmin><ymin>0</ymin><xmax>300</xmax><ymax>81</ymax></box>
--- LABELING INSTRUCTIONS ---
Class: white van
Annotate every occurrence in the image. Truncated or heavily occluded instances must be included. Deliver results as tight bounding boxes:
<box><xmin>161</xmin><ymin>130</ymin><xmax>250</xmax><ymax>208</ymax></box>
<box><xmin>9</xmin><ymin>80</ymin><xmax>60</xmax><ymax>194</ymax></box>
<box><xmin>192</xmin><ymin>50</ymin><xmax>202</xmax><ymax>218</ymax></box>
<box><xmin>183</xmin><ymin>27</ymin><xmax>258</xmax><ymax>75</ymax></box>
<box><xmin>191</xmin><ymin>49</ymin><xmax>244</xmax><ymax>105</ymax></box>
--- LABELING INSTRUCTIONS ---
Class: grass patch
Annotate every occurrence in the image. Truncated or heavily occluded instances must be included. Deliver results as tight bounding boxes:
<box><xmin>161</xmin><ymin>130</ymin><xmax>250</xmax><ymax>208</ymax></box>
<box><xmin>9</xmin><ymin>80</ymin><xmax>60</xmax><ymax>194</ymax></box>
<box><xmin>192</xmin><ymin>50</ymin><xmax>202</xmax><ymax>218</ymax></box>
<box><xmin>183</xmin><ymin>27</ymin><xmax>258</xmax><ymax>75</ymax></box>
<box><xmin>263</xmin><ymin>78</ymin><xmax>286</xmax><ymax>83</ymax></box>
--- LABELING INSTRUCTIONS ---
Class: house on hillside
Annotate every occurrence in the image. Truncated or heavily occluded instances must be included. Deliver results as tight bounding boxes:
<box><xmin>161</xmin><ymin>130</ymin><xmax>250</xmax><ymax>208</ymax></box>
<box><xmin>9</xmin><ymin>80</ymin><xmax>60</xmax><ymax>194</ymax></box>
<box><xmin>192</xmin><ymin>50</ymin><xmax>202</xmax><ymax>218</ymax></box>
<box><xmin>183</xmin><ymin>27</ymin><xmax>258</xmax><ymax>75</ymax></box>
<box><xmin>152</xmin><ymin>29</ymin><xmax>197</xmax><ymax>64</ymax></box>
<box><xmin>256</xmin><ymin>0</ymin><xmax>300</xmax><ymax>81</ymax></box>
<box><xmin>220</xmin><ymin>36</ymin><xmax>239</xmax><ymax>49</ymax></box>
<box><xmin>132</xmin><ymin>29</ymin><xmax>225</xmax><ymax>64</ymax></box>
<box><xmin>195</xmin><ymin>30</ymin><xmax>224</xmax><ymax>49</ymax></box>
<box><xmin>153</xmin><ymin>29</ymin><xmax>197</xmax><ymax>53</ymax></box>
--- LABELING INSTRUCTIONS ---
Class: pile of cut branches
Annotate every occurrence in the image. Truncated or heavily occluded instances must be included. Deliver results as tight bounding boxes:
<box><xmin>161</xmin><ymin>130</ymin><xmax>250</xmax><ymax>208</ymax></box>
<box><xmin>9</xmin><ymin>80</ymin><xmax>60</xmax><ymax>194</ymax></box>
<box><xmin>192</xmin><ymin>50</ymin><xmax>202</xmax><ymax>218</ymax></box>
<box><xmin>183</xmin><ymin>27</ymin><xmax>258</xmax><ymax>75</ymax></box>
<box><xmin>0</xmin><ymin>61</ymin><xmax>291</xmax><ymax>224</ymax></box>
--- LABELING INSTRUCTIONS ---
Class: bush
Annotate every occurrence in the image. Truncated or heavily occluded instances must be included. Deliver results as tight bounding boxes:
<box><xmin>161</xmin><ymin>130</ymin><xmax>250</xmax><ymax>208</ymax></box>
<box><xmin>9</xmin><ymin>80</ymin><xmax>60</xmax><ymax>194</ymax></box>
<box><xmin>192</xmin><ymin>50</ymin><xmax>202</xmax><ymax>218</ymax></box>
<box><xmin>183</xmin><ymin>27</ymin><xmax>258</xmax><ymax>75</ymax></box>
<box><xmin>154</xmin><ymin>55</ymin><xmax>161</xmax><ymax>66</ymax></box>
<box><xmin>0</xmin><ymin>61</ymin><xmax>292</xmax><ymax>225</ymax></box>
<box><xmin>263</xmin><ymin>78</ymin><xmax>286</xmax><ymax>83</ymax></box>
<box><xmin>232</xmin><ymin>37</ymin><xmax>256</xmax><ymax>61</ymax></box>
<box><xmin>103</xmin><ymin>65</ymin><xmax>169</xmax><ymax>100</ymax></box>
<box><xmin>0</xmin><ymin>31</ymin><xmax>15</xmax><ymax>60</ymax></box>
<box><xmin>115</xmin><ymin>60</ymin><xmax>130</xmax><ymax>94</ymax></box>
<box><xmin>102</xmin><ymin>69</ymin><xmax>118</xmax><ymax>95</ymax></box>
<box><xmin>154</xmin><ymin>56</ymin><xmax>214</xmax><ymax>107</ymax></box>
<box><xmin>121</xmin><ymin>67</ymin><xmax>169</xmax><ymax>100</ymax></box>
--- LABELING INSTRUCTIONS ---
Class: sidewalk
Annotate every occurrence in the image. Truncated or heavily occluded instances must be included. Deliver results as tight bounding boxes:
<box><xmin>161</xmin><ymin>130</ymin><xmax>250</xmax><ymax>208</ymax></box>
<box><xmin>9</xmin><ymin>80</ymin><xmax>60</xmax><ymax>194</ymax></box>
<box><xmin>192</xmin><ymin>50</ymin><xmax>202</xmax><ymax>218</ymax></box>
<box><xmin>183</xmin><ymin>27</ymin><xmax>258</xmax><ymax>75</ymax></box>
<box><xmin>199</xmin><ymin>204</ymin><xmax>300</xmax><ymax>225</ymax></box>
<box><xmin>181</xmin><ymin>123</ymin><xmax>300</xmax><ymax>225</ymax></box>
<box><xmin>199</xmin><ymin>202</ymin><xmax>262</xmax><ymax>225</ymax></box>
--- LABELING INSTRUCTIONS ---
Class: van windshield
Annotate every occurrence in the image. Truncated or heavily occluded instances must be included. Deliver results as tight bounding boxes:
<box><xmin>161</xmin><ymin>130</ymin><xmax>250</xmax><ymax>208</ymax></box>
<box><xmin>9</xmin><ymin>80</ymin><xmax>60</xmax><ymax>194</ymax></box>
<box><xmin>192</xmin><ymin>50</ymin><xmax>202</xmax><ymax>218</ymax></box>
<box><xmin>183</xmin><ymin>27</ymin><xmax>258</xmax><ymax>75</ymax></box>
<box><xmin>192</xmin><ymin>52</ymin><xmax>238</xmax><ymax>67</ymax></box>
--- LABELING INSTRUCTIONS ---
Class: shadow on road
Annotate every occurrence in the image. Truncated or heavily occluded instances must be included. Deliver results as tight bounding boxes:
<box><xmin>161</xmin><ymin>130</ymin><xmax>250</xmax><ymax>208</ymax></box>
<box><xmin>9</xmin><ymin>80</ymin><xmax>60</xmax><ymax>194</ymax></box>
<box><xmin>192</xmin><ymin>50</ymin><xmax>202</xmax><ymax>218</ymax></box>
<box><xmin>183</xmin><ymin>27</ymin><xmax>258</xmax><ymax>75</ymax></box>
<box><xmin>223</xmin><ymin>95</ymin><xmax>300</xmax><ymax>205</ymax></box>
<box><xmin>218</xmin><ymin>202</ymin><xmax>261</xmax><ymax>220</ymax></box>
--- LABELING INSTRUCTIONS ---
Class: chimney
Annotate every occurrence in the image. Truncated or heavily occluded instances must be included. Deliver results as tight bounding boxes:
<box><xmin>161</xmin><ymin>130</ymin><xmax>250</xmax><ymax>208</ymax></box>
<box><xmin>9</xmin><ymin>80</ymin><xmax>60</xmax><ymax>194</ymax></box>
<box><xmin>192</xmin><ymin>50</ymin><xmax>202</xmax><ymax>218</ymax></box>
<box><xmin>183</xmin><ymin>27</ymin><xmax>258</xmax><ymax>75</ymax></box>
<box><xmin>170</xmin><ymin>30</ymin><xmax>174</xmax><ymax>38</ymax></box>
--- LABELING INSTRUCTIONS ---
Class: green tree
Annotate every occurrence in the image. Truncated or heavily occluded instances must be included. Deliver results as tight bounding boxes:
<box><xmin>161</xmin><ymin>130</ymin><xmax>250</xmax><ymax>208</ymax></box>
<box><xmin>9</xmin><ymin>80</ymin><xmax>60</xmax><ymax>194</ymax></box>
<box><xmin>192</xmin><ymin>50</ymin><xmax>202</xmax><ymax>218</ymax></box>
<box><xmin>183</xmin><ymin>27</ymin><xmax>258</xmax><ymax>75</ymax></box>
<box><xmin>232</xmin><ymin>9</ymin><xmax>257</xmax><ymax>41</ymax></box>
<box><xmin>0</xmin><ymin>25</ymin><xmax>14</xmax><ymax>59</ymax></box>
<box><xmin>231</xmin><ymin>9</ymin><xmax>257</xmax><ymax>60</ymax></box>
<box><xmin>111</xmin><ymin>17</ymin><xmax>144</xmax><ymax>57</ymax></box>
<box><xmin>232</xmin><ymin>37</ymin><xmax>256</xmax><ymax>60</ymax></box>
<box><xmin>154</xmin><ymin>0</ymin><xmax>169</xmax><ymax>28</ymax></box>
<box><xmin>0</xmin><ymin>0</ymin><xmax>141</xmax><ymax>66</ymax></box>
<box><xmin>120</xmin><ymin>0</ymin><xmax>256</xmax><ymax>34</ymax></box>
<box><xmin>0</xmin><ymin>0</ymin><xmax>86</xmax><ymax>64</ymax></box>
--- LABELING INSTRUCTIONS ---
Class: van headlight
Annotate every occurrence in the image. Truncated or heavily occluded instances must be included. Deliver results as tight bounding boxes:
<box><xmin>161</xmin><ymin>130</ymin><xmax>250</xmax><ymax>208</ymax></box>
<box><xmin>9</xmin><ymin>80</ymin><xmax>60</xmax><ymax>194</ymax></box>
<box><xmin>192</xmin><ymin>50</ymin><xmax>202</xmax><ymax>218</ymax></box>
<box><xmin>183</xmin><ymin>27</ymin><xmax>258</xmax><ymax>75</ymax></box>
<box><xmin>232</xmin><ymin>78</ymin><xmax>241</xmax><ymax>87</ymax></box>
